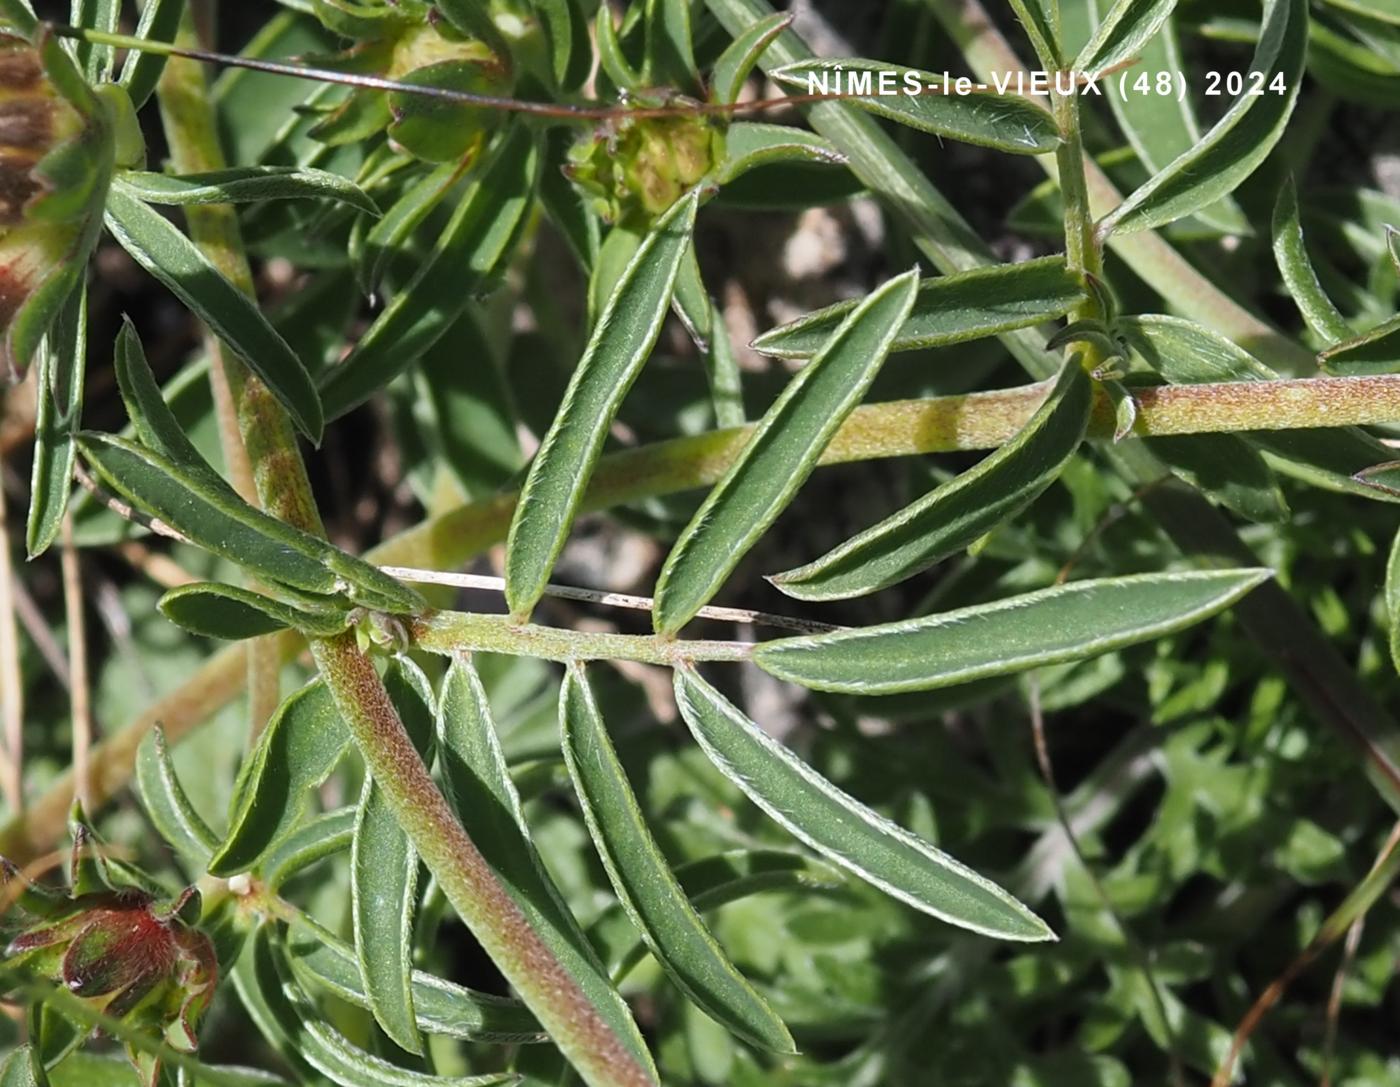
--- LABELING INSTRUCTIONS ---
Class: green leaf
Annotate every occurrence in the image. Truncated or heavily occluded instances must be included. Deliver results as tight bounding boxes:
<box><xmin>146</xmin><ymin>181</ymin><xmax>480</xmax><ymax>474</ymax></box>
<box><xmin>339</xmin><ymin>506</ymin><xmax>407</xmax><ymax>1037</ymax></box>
<box><xmin>136</xmin><ymin>724</ymin><xmax>218</xmax><ymax>870</ymax></box>
<box><xmin>285</xmin><ymin>911</ymin><xmax>542</xmax><ymax>1044</ymax></box>
<box><xmin>263</xmin><ymin>807</ymin><xmax>355</xmax><ymax>890</ymax></box>
<box><xmin>103</xmin><ymin>181</ymin><xmax>324</xmax><ymax>442</ymax></box>
<box><xmin>595</xmin><ymin>3</ymin><xmax>643</xmax><ymax>90</ymax></box>
<box><xmin>752</xmin><ymin>257</ymin><xmax>1085</xmax><ymax>359</ymax></box>
<box><xmin>1147</xmin><ymin>434</ymin><xmax>1289</xmax><ymax>522</ymax></box>
<box><xmin>77</xmin><ymin>431</ymin><xmax>338</xmax><ymax>593</ymax></box>
<box><xmin>117</xmin><ymin>0</ymin><xmax>184</xmax><ymax>108</ymax></box>
<box><xmin>1097</xmin><ymin>8</ymin><xmax>1247</xmax><ymax>235</ymax></box>
<box><xmin>320</xmin><ymin>124</ymin><xmax>540</xmax><ymax>419</ymax></box>
<box><xmin>1008</xmin><ymin>0</ymin><xmax>1063</xmax><ymax>67</ymax></box>
<box><xmin>116</xmin><ymin>167</ymin><xmax>379</xmax><ymax>215</ymax></box>
<box><xmin>356</xmin><ymin>159</ymin><xmax>460</xmax><ymax>292</ymax></box>
<box><xmin>1272</xmin><ymin>177</ymin><xmax>1352</xmax><ymax>342</ymax></box>
<box><xmin>110</xmin><ymin>317</ymin><xmax>242</xmax><ymax>503</ymax></box>
<box><xmin>1390</xmin><ymin>527</ymin><xmax>1400</xmax><ymax>676</ymax></box>
<box><xmin>352</xmin><ymin>661</ymin><xmax>436</xmax><ymax>1057</ymax></box>
<box><xmin>771</xmin><ymin>358</ymin><xmax>1090</xmax><ymax>601</ymax></box>
<box><xmin>1099</xmin><ymin>0</ymin><xmax>1306</xmax><ymax>235</ymax></box>
<box><xmin>1355</xmin><ymin>460</ymin><xmax>1400</xmax><ymax>497</ymax></box>
<box><xmin>158</xmin><ymin>582</ymin><xmax>350</xmax><ymax>640</ymax></box>
<box><xmin>71</xmin><ymin>0</ymin><xmax>120</xmax><ymax>81</ymax></box>
<box><xmin>605</xmin><ymin>849</ymin><xmax>844</xmax><ymax>979</ymax></box>
<box><xmin>653</xmin><ymin>269</ymin><xmax>918</xmax><ymax>633</ymax></box>
<box><xmin>674</xmin><ymin>668</ymin><xmax>1052</xmax><ymax>940</ymax></box>
<box><xmin>772</xmin><ymin>59</ymin><xmax>1061</xmax><ymax>155</ymax></box>
<box><xmin>416</xmin><ymin>309</ymin><xmax>523</xmax><ymax>499</ymax></box>
<box><xmin>716</xmin><ymin>122</ymin><xmax>848</xmax><ymax>185</ymax></box>
<box><xmin>434</xmin><ymin>656</ymin><xmax>657</xmax><ymax>1078</ymax></box>
<box><xmin>433</xmin><ymin>0</ymin><xmax>512</xmax><ymax>65</ymax></box>
<box><xmin>1076</xmin><ymin>0</ymin><xmax>1176</xmax><ymax>76</ymax></box>
<box><xmin>644</xmin><ymin>0</ymin><xmax>698</xmax><ymax>88</ymax></box>
<box><xmin>1318</xmin><ymin>313</ymin><xmax>1400</xmax><ymax>375</ymax></box>
<box><xmin>560</xmin><ymin>664</ymin><xmax>794</xmax><ymax>1053</ymax></box>
<box><xmin>0</xmin><ymin>0</ymin><xmax>37</xmax><ymax>38</ymax></box>
<box><xmin>710</xmin><ymin>12</ymin><xmax>790</xmax><ymax>105</ymax></box>
<box><xmin>0</xmin><ymin>1046</ymin><xmax>45</xmax><ymax>1087</ymax></box>
<box><xmin>76</xmin><ymin>432</ymin><xmax>424</xmax><ymax>612</ymax></box>
<box><xmin>754</xmin><ymin>568</ymin><xmax>1272</xmax><ymax>694</ymax></box>
<box><xmin>25</xmin><ymin>285</ymin><xmax>85</xmax><ymax>557</ymax></box>
<box><xmin>505</xmin><ymin>188</ymin><xmax>700</xmax><ymax>618</ymax></box>
<box><xmin>208</xmin><ymin>679</ymin><xmax>351</xmax><ymax>876</ymax></box>
<box><xmin>237</xmin><ymin>928</ymin><xmax>515</xmax><ymax>1087</ymax></box>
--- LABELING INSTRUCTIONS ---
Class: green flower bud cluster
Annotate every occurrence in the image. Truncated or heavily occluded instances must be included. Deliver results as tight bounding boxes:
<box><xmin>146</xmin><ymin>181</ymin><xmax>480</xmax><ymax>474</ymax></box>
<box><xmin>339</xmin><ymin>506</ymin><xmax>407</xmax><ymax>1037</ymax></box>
<box><xmin>566</xmin><ymin>104</ymin><xmax>724</xmax><ymax>228</ymax></box>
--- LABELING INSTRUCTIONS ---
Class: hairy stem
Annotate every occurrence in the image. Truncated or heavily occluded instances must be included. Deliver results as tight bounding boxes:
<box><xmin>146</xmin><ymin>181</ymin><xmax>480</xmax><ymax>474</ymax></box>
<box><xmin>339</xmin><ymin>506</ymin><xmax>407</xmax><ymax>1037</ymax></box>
<box><xmin>410</xmin><ymin>611</ymin><xmax>752</xmax><ymax>664</ymax></box>
<box><xmin>926</xmin><ymin>0</ymin><xmax>1314</xmax><ymax>371</ymax></box>
<box><xmin>154</xmin><ymin>19</ymin><xmax>656</xmax><ymax>1087</ymax></box>
<box><xmin>157</xmin><ymin>9</ymin><xmax>297</xmax><ymax>739</ymax></box>
<box><xmin>704</xmin><ymin>0</ymin><xmax>1400</xmax><ymax>812</ymax></box>
<box><xmin>10</xmin><ymin>366</ymin><xmax>1400</xmax><ymax>857</ymax></box>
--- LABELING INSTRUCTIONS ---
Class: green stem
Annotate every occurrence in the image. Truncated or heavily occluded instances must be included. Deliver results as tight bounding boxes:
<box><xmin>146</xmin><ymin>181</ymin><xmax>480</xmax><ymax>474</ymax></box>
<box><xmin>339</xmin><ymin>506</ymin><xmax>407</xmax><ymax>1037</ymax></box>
<box><xmin>924</xmin><ymin>0</ymin><xmax>1314</xmax><ymax>372</ymax></box>
<box><xmin>154</xmin><ymin>19</ymin><xmax>656</xmax><ymax>1087</ymax></box>
<box><xmin>1051</xmin><ymin>87</ymin><xmax>1097</xmax><ymax>283</ymax></box>
<box><xmin>158</xmin><ymin>9</ymin><xmax>301</xmax><ymax>740</ymax></box>
<box><xmin>8</xmin><ymin>366</ymin><xmax>1400</xmax><ymax>861</ymax></box>
<box><xmin>410</xmin><ymin>611</ymin><xmax>752</xmax><ymax>664</ymax></box>
<box><xmin>703</xmin><ymin>0</ymin><xmax>1400</xmax><ymax>814</ymax></box>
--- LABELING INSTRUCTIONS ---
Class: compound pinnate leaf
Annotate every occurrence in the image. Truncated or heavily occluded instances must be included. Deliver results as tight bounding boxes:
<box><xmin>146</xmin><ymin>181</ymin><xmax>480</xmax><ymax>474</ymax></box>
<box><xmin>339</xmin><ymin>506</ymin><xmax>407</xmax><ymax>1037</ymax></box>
<box><xmin>352</xmin><ymin>661</ymin><xmax>436</xmax><ymax>1057</ymax></box>
<box><xmin>752</xmin><ymin>257</ymin><xmax>1085</xmax><ymax>359</ymax></box>
<box><xmin>674</xmin><ymin>668</ymin><xmax>1052</xmax><ymax>941</ymax></box>
<box><xmin>435</xmin><ymin>656</ymin><xmax>657</xmax><ymax>1080</ymax></box>
<box><xmin>25</xmin><ymin>285</ymin><xmax>85</xmax><ymax>557</ymax></box>
<box><xmin>560</xmin><ymin>664</ymin><xmax>794</xmax><ymax>1053</ymax></box>
<box><xmin>1100</xmin><ymin>0</ymin><xmax>1306</xmax><ymax>236</ymax></box>
<box><xmin>755</xmin><ymin>568</ymin><xmax>1272</xmax><ymax>695</ymax></box>
<box><xmin>505</xmin><ymin>188</ymin><xmax>700</xmax><ymax>619</ymax></box>
<box><xmin>710</xmin><ymin>12</ymin><xmax>790</xmax><ymax>105</ymax></box>
<box><xmin>116</xmin><ymin>166</ymin><xmax>379</xmax><ymax>215</ymax></box>
<box><xmin>1076</xmin><ymin>0</ymin><xmax>1176</xmax><ymax>76</ymax></box>
<box><xmin>104</xmin><ymin>180</ymin><xmax>324</xmax><ymax>443</ymax></box>
<box><xmin>654</xmin><ymin>269</ymin><xmax>918</xmax><ymax>633</ymax></box>
<box><xmin>1272</xmin><ymin>177</ymin><xmax>1352</xmax><ymax>342</ymax></box>
<box><xmin>158</xmin><ymin>582</ymin><xmax>350</xmax><ymax>640</ymax></box>
<box><xmin>771</xmin><ymin>358</ymin><xmax>1090</xmax><ymax>601</ymax></box>
<box><xmin>772</xmin><ymin>59</ymin><xmax>1061</xmax><ymax>155</ymax></box>
<box><xmin>208</xmin><ymin>680</ymin><xmax>351</xmax><ymax>876</ymax></box>
<box><xmin>136</xmin><ymin>725</ymin><xmax>219</xmax><ymax>870</ymax></box>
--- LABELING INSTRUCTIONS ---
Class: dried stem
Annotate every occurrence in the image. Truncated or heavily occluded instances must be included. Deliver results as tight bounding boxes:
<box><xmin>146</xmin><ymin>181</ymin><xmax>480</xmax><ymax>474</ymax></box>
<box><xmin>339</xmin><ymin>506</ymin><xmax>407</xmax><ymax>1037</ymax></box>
<box><xmin>1212</xmin><ymin>819</ymin><xmax>1400</xmax><ymax>1087</ymax></box>
<box><xmin>59</xmin><ymin>513</ymin><xmax>92</xmax><ymax>812</ymax></box>
<box><xmin>0</xmin><ymin>466</ymin><xmax>20</xmax><ymax>813</ymax></box>
<box><xmin>1027</xmin><ymin>679</ymin><xmax>1185</xmax><ymax>1087</ymax></box>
